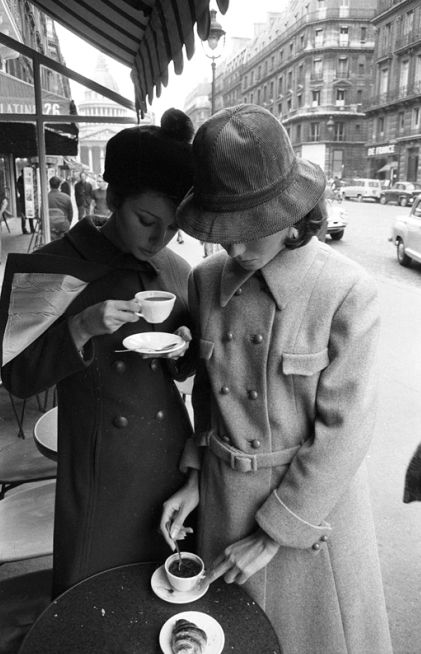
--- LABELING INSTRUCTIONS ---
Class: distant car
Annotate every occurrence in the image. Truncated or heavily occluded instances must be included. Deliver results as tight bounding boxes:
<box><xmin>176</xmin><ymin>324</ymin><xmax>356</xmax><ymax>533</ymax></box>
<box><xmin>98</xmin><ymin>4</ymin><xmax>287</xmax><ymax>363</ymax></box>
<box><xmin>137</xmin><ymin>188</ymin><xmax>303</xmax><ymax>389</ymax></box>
<box><xmin>341</xmin><ymin>178</ymin><xmax>382</xmax><ymax>202</ymax></box>
<box><xmin>391</xmin><ymin>195</ymin><xmax>421</xmax><ymax>267</ymax></box>
<box><xmin>379</xmin><ymin>181</ymin><xmax>421</xmax><ymax>207</ymax></box>
<box><xmin>323</xmin><ymin>191</ymin><xmax>347</xmax><ymax>241</ymax></box>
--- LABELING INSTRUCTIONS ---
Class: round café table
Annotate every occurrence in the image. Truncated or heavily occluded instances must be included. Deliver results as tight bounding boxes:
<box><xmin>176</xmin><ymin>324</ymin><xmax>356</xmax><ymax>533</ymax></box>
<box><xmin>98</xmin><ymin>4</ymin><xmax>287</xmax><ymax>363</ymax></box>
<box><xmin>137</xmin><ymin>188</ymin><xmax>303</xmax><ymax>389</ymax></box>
<box><xmin>18</xmin><ymin>562</ymin><xmax>281</xmax><ymax>653</ymax></box>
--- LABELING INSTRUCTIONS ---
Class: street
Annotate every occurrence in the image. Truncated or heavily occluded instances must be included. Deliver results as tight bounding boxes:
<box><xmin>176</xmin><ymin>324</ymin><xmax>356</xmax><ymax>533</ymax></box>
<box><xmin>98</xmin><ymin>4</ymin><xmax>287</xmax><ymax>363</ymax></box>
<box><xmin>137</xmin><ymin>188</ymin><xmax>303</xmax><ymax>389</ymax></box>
<box><xmin>173</xmin><ymin>201</ymin><xmax>421</xmax><ymax>654</ymax></box>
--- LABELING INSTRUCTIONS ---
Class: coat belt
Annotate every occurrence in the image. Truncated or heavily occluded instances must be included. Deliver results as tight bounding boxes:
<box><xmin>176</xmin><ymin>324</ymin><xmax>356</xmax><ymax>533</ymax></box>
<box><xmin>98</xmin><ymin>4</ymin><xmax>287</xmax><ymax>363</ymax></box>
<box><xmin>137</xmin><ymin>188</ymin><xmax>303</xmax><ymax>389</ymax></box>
<box><xmin>204</xmin><ymin>432</ymin><xmax>300</xmax><ymax>473</ymax></box>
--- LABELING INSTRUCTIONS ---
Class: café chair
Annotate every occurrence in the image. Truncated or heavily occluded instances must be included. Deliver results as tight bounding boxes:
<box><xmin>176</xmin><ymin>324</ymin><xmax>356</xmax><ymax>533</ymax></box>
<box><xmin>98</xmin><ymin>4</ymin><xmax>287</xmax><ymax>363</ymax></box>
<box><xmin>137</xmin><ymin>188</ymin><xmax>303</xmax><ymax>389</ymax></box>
<box><xmin>0</xmin><ymin>480</ymin><xmax>55</xmax><ymax>563</ymax></box>
<box><xmin>0</xmin><ymin>437</ymin><xmax>56</xmax><ymax>500</ymax></box>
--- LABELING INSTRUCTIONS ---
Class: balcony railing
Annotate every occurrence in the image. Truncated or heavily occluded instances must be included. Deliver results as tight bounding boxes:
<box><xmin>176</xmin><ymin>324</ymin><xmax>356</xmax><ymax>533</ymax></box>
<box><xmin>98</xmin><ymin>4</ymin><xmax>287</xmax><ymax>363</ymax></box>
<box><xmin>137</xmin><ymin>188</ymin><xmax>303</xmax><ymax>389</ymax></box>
<box><xmin>395</xmin><ymin>27</ymin><xmax>421</xmax><ymax>51</ymax></box>
<box><xmin>364</xmin><ymin>80</ymin><xmax>421</xmax><ymax>109</ymax></box>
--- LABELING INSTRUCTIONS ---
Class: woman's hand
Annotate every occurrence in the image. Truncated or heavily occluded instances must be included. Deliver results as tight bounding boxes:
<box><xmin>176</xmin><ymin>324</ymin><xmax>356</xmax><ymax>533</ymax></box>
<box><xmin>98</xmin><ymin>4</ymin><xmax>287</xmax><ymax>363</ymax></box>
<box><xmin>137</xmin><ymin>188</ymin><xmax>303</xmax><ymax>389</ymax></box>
<box><xmin>69</xmin><ymin>299</ymin><xmax>140</xmax><ymax>350</ymax></box>
<box><xmin>206</xmin><ymin>529</ymin><xmax>280</xmax><ymax>586</ymax></box>
<box><xmin>160</xmin><ymin>470</ymin><xmax>199</xmax><ymax>550</ymax></box>
<box><xmin>165</xmin><ymin>325</ymin><xmax>192</xmax><ymax>360</ymax></box>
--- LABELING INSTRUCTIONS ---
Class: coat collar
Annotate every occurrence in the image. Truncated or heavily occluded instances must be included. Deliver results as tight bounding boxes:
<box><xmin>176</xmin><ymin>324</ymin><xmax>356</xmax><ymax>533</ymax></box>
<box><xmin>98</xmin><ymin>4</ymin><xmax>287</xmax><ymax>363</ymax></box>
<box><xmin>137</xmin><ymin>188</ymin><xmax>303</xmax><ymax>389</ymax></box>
<box><xmin>220</xmin><ymin>236</ymin><xmax>321</xmax><ymax>309</ymax></box>
<box><xmin>66</xmin><ymin>218</ymin><xmax>159</xmax><ymax>275</ymax></box>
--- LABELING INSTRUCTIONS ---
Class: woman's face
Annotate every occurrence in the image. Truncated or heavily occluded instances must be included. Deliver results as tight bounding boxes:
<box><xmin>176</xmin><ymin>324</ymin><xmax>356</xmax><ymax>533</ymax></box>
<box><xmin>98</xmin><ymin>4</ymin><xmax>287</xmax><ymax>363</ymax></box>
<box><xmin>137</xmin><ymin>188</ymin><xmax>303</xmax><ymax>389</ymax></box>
<box><xmin>110</xmin><ymin>191</ymin><xmax>178</xmax><ymax>260</ymax></box>
<box><xmin>221</xmin><ymin>228</ymin><xmax>289</xmax><ymax>271</ymax></box>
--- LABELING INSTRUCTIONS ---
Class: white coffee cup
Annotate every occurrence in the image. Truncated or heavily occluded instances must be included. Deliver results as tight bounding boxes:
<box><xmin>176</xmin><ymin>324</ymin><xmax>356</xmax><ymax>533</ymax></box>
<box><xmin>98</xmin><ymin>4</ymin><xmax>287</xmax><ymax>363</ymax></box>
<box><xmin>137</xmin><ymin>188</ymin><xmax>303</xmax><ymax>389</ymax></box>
<box><xmin>134</xmin><ymin>290</ymin><xmax>176</xmax><ymax>324</ymax></box>
<box><xmin>164</xmin><ymin>552</ymin><xmax>205</xmax><ymax>593</ymax></box>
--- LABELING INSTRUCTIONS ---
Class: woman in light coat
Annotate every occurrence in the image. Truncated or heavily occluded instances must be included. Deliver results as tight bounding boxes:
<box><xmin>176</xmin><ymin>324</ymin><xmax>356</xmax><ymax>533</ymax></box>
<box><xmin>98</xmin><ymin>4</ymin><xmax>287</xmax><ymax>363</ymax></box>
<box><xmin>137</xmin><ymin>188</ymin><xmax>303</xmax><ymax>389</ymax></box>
<box><xmin>162</xmin><ymin>104</ymin><xmax>393</xmax><ymax>654</ymax></box>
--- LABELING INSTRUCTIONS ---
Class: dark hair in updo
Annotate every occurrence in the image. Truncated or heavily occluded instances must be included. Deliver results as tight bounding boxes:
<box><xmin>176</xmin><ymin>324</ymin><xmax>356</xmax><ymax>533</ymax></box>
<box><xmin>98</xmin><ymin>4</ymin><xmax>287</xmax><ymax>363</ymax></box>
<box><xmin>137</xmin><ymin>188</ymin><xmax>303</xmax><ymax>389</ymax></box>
<box><xmin>103</xmin><ymin>108</ymin><xmax>194</xmax><ymax>209</ymax></box>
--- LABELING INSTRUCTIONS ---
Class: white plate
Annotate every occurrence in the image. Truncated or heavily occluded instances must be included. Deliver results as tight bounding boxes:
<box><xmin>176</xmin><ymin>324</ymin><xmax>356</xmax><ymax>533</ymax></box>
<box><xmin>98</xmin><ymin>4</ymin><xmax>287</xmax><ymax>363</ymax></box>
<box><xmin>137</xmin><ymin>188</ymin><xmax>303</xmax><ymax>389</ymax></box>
<box><xmin>122</xmin><ymin>332</ymin><xmax>185</xmax><ymax>356</ymax></box>
<box><xmin>159</xmin><ymin>611</ymin><xmax>224</xmax><ymax>654</ymax></box>
<box><xmin>151</xmin><ymin>565</ymin><xmax>209</xmax><ymax>604</ymax></box>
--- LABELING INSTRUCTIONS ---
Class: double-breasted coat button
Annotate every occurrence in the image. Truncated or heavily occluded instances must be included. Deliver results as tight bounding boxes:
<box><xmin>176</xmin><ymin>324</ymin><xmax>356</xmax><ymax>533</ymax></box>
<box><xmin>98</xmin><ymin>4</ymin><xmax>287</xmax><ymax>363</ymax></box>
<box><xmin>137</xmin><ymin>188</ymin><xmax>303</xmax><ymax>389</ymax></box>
<box><xmin>225</xmin><ymin>332</ymin><xmax>233</xmax><ymax>341</ymax></box>
<box><xmin>320</xmin><ymin>535</ymin><xmax>328</xmax><ymax>542</ymax></box>
<box><xmin>155</xmin><ymin>411</ymin><xmax>165</xmax><ymax>421</ymax></box>
<box><xmin>220</xmin><ymin>386</ymin><xmax>230</xmax><ymax>395</ymax></box>
<box><xmin>113</xmin><ymin>416</ymin><xmax>128</xmax><ymax>428</ymax></box>
<box><xmin>149</xmin><ymin>359</ymin><xmax>159</xmax><ymax>371</ymax></box>
<box><xmin>251</xmin><ymin>439</ymin><xmax>261</xmax><ymax>449</ymax></box>
<box><xmin>252</xmin><ymin>334</ymin><xmax>263</xmax><ymax>344</ymax></box>
<box><xmin>234</xmin><ymin>288</ymin><xmax>243</xmax><ymax>296</ymax></box>
<box><xmin>312</xmin><ymin>543</ymin><xmax>321</xmax><ymax>551</ymax></box>
<box><xmin>112</xmin><ymin>360</ymin><xmax>126</xmax><ymax>374</ymax></box>
<box><xmin>222</xmin><ymin>435</ymin><xmax>231</xmax><ymax>443</ymax></box>
<box><xmin>248</xmin><ymin>390</ymin><xmax>258</xmax><ymax>400</ymax></box>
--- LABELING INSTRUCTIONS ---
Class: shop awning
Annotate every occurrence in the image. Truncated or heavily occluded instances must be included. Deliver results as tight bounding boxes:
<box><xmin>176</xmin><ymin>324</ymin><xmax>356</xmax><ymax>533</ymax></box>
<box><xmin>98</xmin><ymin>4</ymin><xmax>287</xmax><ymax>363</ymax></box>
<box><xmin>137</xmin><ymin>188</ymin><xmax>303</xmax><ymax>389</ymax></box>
<box><xmin>0</xmin><ymin>122</ymin><xmax>78</xmax><ymax>156</ymax></box>
<box><xmin>29</xmin><ymin>0</ymin><xmax>229</xmax><ymax>112</ymax></box>
<box><xmin>377</xmin><ymin>162</ymin><xmax>398</xmax><ymax>173</ymax></box>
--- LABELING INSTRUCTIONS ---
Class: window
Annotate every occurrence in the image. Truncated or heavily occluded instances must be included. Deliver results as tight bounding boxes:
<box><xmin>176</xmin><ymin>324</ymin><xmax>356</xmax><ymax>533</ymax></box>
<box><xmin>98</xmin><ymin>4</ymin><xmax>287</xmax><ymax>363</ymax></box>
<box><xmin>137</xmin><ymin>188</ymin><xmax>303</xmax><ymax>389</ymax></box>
<box><xmin>315</xmin><ymin>28</ymin><xmax>323</xmax><ymax>47</ymax></box>
<box><xmin>378</xmin><ymin>116</ymin><xmax>384</xmax><ymax>135</ymax></box>
<box><xmin>297</xmin><ymin>64</ymin><xmax>304</xmax><ymax>84</ymax></box>
<box><xmin>333</xmin><ymin>150</ymin><xmax>343</xmax><ymax>177</ymax></box>
<box><xmin>263</xmin><ymin>85</ymin><xmax>267</xmax><ymax>102</ymax></box>
<box><xmin>360</xmin><ymin>27</ymin><xmax>367</xmax><ymax>42</ymax></box>
<box><xmin>415</xmin><ymin>55</ymin><xmax>421</xmax><ymax>89</ymax></box>
<box><xmin>300</xmin><ymin>34</ymin><xmax>305</xmax><ymax>49</ymax></box>
<box><xmin>287</xmin><ymin>98</ymin><xmax>292</xmax><ymax>112</ymax></box>
<box><xmin>312</xmin><ymin>90</ymin><xmax>321</xmax><ymax>106</ymax></box>
<box><xmin>270</xmin><ymin>81</ymin><xmax>274</xmax><ymax>99</ymax></box>
<box><xmin>334</xmin><ymin>122</ymin><xmax>345</xmax><ymax>141</ymax></box>
<box><xmin>383</xmin><ymin>23</ymin><xmax>391</xmax><ymax>49</ymax></box>
<box><xmin>296</xmin><ymin>124</ymin><xmax>301</xmax><ymax>141</ymax></box>
<box><xmin>357</xmin><ymin>89</ymin><xmax>363</xmax><ymax>105</ymax></box>
<box><xmin>404</xmin><ymin>10</ymin><xmax>414</xmax><ymax>35</ymax></box>
<box><xmin>257</xmin><ymin>88</ymin><xmax>261</xmax><ymax>104</ymax></box>
<box><xmin>358</xmin><ymin>60</ymin><xmax>365</xmax><ymax>75</ymax></box>
<box><xmin>336</xmin><ymin>88</ymin><xmax>345</xmax><ymax>106</ymax></box>
<box><xmin>380</xmin><ymin>67</ymin><xmax>389</xmax><ymax>95</ymax></box>
<box><xmin>289</xmin><ymin>42</ymin><xmax>294</xmax><ymax>57</ymax></box>
<box><xmin>251</xmin><ymin>71</ymin><xmax>254</xmax><ymax>84</ymax></box>
<box><xmin>339</xmin><ymin>26</ymin><xmax>349</xmax><ymax>46</ymax></box>
<box><xmin>399</xmin><ymin>112</ymin><xmax>405</xmax><ymax>131</ymax></box>
<box><xmin>337</xmin><ymin>57</ymin><xmax>348</xmax><ymax>77</ymax></box>
<box><xmin>297</xmin><ymin>93</ymin><xmax>302</xmax><ymax>107</ymax></box>
<box><xmin>287</xmin><ymin>70</ymin><xmax>293</xmax><ymax>89</ymax></box>
<box><xmin>258</xmin><ymin>65</ymin><xmax>261</xmax><ymax>80</ymax></box>
<box><xmin>270</xmin><ymin>56</ymin><xmax>275</xmax><ymax>71</ymax></box>
<box><xmin>310</xmin><ymin>122</ymin><xmax>320</xmax><ymax>141</ymax></box>
<box><xmin>412</xmin><ymin>108</ymin><xmax>420</xmax><ymax>129</ymax></box>
<box><xmin>278</xmin><ymin>76</ymin><xmax>283</xmax><ymax>95</ymax></box>
<box><xmin>313</xmin><ymin>58</ymin><xmax>323</xmax><ymax>78</ymax></box>
<box><xmin>400</xmin><ymin>60</ymin><xmax>409</xmax><ymax>94</ymax></box>
<box><xmin>279</xmin><ymin>49</ymin><xmax>284</xmax><ymax>64</ymax></box>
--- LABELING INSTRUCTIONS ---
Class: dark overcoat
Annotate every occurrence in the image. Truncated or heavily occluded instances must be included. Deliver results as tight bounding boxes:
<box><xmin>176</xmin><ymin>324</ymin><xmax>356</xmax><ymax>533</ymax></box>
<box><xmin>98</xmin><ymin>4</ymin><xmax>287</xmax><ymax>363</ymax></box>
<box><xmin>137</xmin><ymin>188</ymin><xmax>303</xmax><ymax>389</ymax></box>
<box><xmin>189</xmin><ymin>237</ymin><xmax>392</xmax><ymax>654</ymax></box>
<box><xmin>1</xmin><ymin>219</ymin><xmax>196</xmax><ymax>596</ymax></box>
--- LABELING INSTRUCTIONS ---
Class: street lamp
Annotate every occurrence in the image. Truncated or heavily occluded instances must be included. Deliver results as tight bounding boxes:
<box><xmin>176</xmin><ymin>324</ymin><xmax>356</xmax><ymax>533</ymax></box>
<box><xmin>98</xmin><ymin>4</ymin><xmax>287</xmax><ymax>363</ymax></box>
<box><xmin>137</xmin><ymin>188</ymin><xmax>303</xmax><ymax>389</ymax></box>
<box><xmin>202</xmin><ymin>9</ymin><xmax>225</xmax><ymax>115</ymax></box>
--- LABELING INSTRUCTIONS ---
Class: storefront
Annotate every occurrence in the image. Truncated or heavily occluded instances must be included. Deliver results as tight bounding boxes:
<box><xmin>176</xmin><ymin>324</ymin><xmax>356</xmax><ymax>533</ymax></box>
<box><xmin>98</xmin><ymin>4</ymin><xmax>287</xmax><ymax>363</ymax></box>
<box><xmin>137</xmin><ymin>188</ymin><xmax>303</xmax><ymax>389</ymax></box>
<box><xmin>367</xmin><ymin>143</ymin><xmax>399</xmax><ymax>183</ymax></box>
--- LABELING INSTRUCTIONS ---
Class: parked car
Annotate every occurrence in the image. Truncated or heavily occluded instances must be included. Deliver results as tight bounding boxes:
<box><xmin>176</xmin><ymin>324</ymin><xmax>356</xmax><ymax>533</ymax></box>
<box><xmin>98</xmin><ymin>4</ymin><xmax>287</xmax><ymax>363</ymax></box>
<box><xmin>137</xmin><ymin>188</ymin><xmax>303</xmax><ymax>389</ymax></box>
<box><xmin>379</xmin><ymin>181</ymin><xmax>421</xmax><ymax>207</ymax></box>
<box><xmin>390</xmin><ymin>195</ymin><xmax>421</xmax><ymax>267</ymax></box>
<box><xmin>322</xmin><ymin>190</ymin><xmax>347</xmax><ymax>241</ymax></box>
<box><xmin>341</xmin><ymin>178</ymin><xmax>382</xmax><ymax>202</ymax></box>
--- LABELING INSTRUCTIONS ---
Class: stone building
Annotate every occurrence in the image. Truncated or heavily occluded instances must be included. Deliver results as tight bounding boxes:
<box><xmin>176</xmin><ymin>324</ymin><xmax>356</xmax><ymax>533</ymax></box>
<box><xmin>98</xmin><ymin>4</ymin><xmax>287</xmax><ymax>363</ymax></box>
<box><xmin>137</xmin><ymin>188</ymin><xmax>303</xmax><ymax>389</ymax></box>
<box><xmin>364</xmin><ymin>0</ymin><xmax>421</xmax><ymax>183</ymax></box>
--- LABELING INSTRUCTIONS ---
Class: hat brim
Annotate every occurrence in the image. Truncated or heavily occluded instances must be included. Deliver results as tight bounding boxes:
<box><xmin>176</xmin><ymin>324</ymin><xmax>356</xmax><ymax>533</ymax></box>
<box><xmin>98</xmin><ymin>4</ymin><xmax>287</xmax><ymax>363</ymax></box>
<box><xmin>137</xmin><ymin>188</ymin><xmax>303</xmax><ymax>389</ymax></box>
<box><xmin>177</xmin><ymin>159</ymin><xmax>326</xmax><ymax>244</ymax></box>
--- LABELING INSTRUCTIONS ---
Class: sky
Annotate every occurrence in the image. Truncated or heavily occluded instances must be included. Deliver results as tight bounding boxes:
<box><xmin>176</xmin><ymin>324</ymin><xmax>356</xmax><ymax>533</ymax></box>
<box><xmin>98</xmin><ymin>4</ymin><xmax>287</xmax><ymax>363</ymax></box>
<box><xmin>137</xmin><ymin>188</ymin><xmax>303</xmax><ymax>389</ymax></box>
<box><xmin>55</xmin><ymin>0</ymin><xmax>287</xmax><ymax>120</ymax></box>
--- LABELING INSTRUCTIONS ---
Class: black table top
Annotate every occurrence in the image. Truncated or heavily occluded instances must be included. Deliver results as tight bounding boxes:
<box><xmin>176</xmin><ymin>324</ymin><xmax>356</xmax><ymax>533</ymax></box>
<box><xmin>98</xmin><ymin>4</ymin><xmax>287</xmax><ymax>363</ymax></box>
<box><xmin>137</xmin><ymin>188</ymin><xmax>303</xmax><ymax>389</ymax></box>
<box><xmin>18</xmin><ymin>562</ymin><xmax>281</xmax><ymax>653</ymax></box>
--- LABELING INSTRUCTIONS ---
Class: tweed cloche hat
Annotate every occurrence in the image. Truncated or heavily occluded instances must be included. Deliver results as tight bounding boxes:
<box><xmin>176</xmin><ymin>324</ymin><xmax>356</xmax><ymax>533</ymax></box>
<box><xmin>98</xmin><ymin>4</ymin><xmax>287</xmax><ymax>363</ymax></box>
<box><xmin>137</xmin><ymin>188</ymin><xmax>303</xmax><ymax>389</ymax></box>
<box><xmin>177</xmin><ymin>104</ymin><xmax>326</xmax><ymax>243</ymax></box>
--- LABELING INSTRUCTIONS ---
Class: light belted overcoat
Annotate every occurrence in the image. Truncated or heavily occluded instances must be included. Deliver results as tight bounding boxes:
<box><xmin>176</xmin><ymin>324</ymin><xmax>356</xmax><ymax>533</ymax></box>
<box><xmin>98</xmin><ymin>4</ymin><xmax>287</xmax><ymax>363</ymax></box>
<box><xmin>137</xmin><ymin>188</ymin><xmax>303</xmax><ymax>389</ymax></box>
<box><xmin>189</xmin><ymin>237</ymin><xmax>392</xmax><ymax>654</ymax></box>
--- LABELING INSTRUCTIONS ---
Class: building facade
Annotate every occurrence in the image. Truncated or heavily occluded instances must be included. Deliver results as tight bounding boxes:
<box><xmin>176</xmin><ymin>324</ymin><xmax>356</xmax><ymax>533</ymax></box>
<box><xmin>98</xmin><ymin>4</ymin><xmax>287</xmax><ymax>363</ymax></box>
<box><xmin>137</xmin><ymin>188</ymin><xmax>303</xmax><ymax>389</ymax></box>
<box><xmin>365</xmin><ymin>0</ymin><xmax>421</xmax><ymax>183</ymax></box>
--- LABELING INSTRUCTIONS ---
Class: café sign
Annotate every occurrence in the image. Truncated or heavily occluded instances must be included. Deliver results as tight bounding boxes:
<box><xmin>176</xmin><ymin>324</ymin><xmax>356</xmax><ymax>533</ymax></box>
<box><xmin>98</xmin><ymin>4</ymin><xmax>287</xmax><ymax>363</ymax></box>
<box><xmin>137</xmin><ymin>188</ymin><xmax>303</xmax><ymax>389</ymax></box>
<box><xmin>0</xmin><ymin>101</ymin><xmax>64</xmax><ymax>114</ymax></box>
<box><xmin>368</xmin><ymin>144</ymin><xmax>396</xmax><ymax>156</ymax></box>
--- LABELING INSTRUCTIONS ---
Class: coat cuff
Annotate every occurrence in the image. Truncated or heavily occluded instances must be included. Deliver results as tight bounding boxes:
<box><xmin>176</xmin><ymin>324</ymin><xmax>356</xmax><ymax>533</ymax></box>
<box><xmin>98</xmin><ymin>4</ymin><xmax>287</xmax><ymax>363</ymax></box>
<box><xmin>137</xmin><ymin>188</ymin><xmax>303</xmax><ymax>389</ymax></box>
<box><xmin>179</xmin><ymin>437</ymin><xmax>202</xmax><ymax>474</ymax></box>
<box><xmin>255</xmin><ymin>490</ymin><xmax>332</xmax><ymax>550</ymax></box>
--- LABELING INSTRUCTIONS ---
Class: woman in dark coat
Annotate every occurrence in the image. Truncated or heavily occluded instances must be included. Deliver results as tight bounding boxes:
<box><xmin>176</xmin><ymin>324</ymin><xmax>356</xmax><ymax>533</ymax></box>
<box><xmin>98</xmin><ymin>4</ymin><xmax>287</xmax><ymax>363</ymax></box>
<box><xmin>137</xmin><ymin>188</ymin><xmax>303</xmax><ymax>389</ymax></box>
<box><xmin>163</xmin><ymin>104</ymin><xmax>392</xmax><ymax>653</ymax></box>
<box><xmin>0</xmin><ymin>109</ymin><xmax>199</xmax><ymax>598</ymax></box>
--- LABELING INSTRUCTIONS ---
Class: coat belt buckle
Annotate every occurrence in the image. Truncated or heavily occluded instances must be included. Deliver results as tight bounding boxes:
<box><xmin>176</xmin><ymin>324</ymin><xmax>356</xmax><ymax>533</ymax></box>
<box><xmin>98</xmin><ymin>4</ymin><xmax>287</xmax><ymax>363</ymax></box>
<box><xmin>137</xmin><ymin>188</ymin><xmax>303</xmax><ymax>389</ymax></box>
<box><xmin>230</xmin><ymin>453</ymin><xmax>257</xmax><ymax>473</ymax></box>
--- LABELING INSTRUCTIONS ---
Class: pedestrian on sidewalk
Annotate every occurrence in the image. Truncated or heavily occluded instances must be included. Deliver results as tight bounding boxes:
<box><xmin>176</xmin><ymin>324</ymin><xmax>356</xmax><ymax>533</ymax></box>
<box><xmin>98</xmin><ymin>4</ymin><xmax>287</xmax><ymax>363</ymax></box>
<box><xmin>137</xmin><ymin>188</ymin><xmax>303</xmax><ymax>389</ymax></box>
<box><xmin>163</xmin><ymin>104</ymin><xmax>393</xmax><ymax>654</ymax></box>
<box><xmin>74</xmin><ymin>172</ymin><xmax>93</xmax><ymax>220</ymax></box>
<box><xmin>16</xmin><ymin>172</ymin><xmax>35</xmax><ymax>234</ymax></box>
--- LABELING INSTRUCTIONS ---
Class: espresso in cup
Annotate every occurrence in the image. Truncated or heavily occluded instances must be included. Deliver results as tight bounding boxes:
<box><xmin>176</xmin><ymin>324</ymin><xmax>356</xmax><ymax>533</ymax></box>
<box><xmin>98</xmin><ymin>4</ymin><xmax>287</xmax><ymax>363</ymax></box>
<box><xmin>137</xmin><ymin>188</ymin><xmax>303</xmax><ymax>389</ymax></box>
<box><xmin>165</xmin><ymin>552</ymin><xmax>205</xmax><ymax>593</ymax></box>
<box><xmin>135</xmin><ymin>291</ymin><xmax>175</xmax><ymax>323</ymax></box>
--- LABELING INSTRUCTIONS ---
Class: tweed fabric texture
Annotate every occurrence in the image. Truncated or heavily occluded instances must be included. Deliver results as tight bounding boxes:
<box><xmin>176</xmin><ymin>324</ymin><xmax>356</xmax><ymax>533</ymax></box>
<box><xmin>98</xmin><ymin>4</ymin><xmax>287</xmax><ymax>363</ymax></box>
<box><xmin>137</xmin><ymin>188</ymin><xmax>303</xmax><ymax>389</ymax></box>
<box><xmin>177</xmin><ymin>104</ymin><xmax>326</xmax><ymax>243</ymax></box>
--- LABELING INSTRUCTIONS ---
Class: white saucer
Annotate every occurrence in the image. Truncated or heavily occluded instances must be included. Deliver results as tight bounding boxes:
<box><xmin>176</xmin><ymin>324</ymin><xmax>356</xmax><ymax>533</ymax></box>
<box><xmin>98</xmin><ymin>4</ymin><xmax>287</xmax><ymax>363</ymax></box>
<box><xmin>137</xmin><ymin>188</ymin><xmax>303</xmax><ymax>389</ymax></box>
<box><xmin>151</xmin><ymin>564</ymin><xmax>209</xmax><ymax>604</ymax></box>
<box><xmin>122</xmin><ymin>332</ymin><xmax>185</xmax><ymax>356</ymax></box>
<box><xmin>159</xmin><ymin>610</ymin><xmax>224</xmax><ymax>654</ymax></box>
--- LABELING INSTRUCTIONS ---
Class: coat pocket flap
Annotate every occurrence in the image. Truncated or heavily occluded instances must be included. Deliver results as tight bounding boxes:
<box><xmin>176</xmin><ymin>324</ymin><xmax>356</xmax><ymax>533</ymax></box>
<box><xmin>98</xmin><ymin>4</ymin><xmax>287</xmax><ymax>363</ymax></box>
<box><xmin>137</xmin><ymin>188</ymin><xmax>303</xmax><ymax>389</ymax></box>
<box><xmin>200</xmin><ymin>338</ymin><xmax>214</xmax><ymax>360</ymax></box>
<box><xmin>282</xmin><ymin>348</ymin><xmax>329</xmax><ymax>376</ymax></box>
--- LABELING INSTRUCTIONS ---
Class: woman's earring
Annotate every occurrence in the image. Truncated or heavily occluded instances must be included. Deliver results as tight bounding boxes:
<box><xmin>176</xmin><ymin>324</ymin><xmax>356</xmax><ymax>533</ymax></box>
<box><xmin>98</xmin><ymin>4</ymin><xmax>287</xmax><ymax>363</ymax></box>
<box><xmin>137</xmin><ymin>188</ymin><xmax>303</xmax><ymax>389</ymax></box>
<box><xmin>289</xmin><ymin>226</ymin><xmax>299</xmax><ymax>240</ymax></box>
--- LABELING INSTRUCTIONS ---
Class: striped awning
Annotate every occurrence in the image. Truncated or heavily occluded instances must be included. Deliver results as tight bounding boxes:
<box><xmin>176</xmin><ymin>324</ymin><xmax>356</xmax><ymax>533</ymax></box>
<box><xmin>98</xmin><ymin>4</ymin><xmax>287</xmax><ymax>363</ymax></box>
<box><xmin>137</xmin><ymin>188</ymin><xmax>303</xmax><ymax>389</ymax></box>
<box><xmin>30</xmin><ymin>0</ymin><xmax>229</xmax><ymax>112</ymax></box>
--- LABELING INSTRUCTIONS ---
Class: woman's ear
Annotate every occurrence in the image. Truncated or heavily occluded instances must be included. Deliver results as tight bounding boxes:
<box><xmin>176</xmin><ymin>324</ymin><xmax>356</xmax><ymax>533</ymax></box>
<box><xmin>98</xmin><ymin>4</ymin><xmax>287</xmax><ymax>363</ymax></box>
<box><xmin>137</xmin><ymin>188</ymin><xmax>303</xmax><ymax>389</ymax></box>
<box><xmin>288</xmin><ymin>226</ymin><xmax>299</xmax><ymax>240</ymax></box>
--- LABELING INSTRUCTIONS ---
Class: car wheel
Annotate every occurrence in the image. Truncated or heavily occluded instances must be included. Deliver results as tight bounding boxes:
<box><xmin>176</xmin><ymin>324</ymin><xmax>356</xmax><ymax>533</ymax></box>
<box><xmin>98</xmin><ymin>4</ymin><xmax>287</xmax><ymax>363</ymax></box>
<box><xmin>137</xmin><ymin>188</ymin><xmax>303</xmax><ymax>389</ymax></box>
<box><xmin>357</xmin><ymin>194</ymin><xmax>362</xmax><ymax>202</ymax></box>
<box><xmin>396</xmin><ymin>239</ymin><xmax>412</xmax><ymax>267</ymax></box>
<box><xmin>330</xmin><ymin>231</ymin><xmax>344</xmax><ymax>240</ymax></box>
<box><xmin>379</xmin><ymin>195</ymin><xmax>387</xmax><ymax>205</ymax></box>
<box><xmin>399</xmin><ymin>197</ymin><xmax>408</xmax><ymax>207</ymax></box>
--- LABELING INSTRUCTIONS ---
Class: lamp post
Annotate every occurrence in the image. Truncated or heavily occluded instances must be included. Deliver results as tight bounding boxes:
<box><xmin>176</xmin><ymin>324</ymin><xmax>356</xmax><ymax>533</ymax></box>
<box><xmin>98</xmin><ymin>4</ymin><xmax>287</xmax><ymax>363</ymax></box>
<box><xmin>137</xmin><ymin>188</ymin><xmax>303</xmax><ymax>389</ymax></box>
<box><xmin>202</xmin><ymin>9</ymin><xmax>225</xmax><ymax>115</ymax></box>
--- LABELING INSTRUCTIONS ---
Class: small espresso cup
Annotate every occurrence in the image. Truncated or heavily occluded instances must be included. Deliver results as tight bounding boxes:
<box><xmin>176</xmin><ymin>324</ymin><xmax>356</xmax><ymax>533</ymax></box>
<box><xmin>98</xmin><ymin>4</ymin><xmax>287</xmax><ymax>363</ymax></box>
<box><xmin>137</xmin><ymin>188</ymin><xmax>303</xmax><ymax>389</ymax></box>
<box><xmin>134</xmin><ymin>290</ymin><xmax>176</xmax><ymax>324</ymax></box>
<box><xmin>164</xmin><ymin>552</ymin><xmax>205</xmax><ymax>593</ymax></box>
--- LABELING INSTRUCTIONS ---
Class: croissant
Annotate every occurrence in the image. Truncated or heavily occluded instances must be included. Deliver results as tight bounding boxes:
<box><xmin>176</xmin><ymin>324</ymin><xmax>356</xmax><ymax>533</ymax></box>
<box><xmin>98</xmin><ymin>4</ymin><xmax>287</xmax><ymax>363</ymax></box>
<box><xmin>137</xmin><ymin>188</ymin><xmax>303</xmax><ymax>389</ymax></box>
<box><xmin>171</xmin><ymin>618</ymin><xmax>208</xmax><ymax>653</ymax></box>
